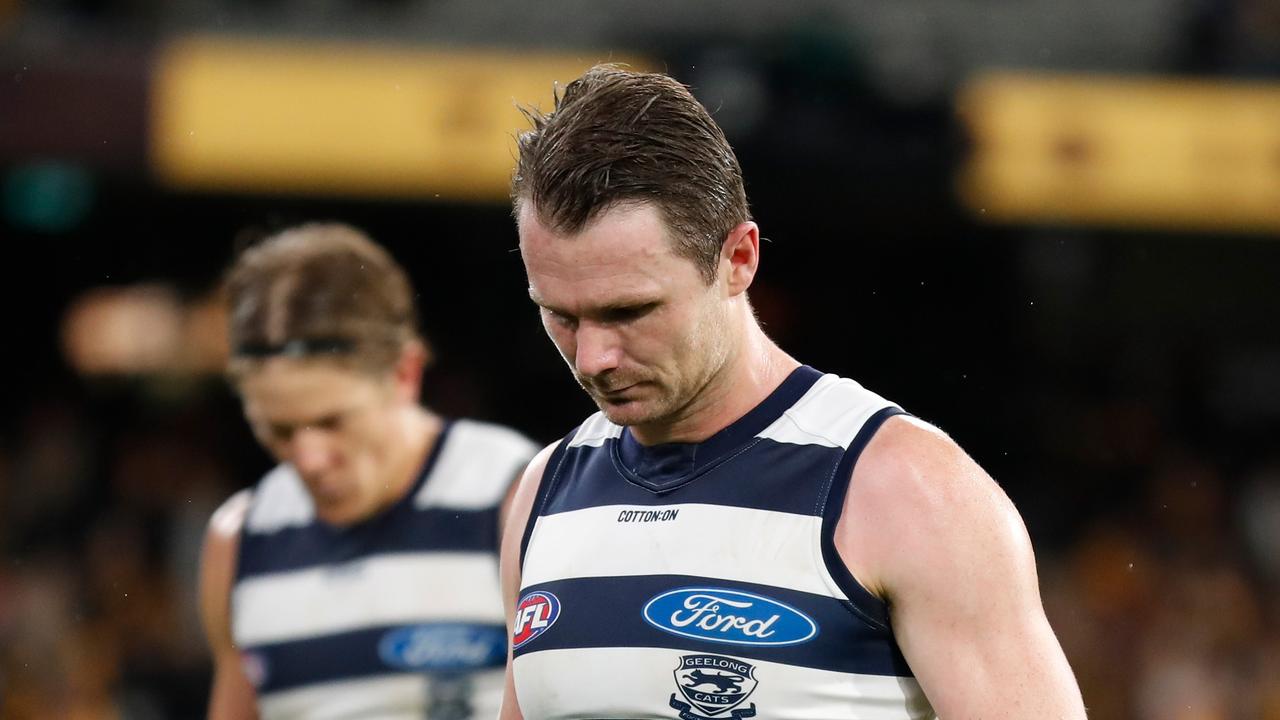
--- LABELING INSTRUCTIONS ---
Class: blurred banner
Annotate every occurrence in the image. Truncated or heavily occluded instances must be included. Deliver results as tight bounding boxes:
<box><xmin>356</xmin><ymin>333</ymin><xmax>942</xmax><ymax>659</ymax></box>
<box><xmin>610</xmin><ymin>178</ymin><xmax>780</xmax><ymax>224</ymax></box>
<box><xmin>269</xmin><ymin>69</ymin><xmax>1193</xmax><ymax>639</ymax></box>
<box><xmin>61</xmin><ymin>284</ymin><xmax>227</xmax><ymax>376</ymax></box>
<box><xmin>151</xmin><ymin>36</ymin><xmax>650</xmax><ymax>200</ymax></box>
<box><xmin>957</xmin><ymin>72</ymin><xmax>1280</xmax><ymax>233</ymax></box>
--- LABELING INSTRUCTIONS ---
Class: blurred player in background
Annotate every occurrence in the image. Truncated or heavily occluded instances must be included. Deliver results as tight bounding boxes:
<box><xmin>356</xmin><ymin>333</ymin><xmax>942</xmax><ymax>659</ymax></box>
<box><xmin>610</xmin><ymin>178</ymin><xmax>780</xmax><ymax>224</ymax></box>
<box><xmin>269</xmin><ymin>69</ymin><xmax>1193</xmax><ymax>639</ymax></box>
<box><xmin>200</xmin><ymin>222</ymin><xmax>536</xmax><ymax>719</ymax></box>
<box><xmin>499</xmin><ymin>66</ymin><xmax>1087</xmax><ymax>719</ymax></box>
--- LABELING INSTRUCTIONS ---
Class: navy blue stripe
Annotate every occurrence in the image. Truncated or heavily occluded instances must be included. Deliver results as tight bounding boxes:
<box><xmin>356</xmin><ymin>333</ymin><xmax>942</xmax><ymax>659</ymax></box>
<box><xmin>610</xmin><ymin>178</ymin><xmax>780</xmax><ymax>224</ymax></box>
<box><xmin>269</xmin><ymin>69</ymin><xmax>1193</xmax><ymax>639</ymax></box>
<box><xmin>819</xmin><ymin>407</ymin><xmax>907</xmax><ymax>631</ymax></box>
<box><xmin>238</xmin><ymin>506</ymin><xmax>499</xmax><ymax>578</ymax></box>
<box><xmin>245</xmin><ymin>622</ymin><xmax>506</xmax><ymax>694</ymax></box>
<box><xmin>414</xmin><ymin>418</ymin><xmax>456</xmax><ymax>497</ymax></box>
<box><xmin>513</xmin><ymin>575</ymin><xmax>913</xmax><ymax>678</ymax></box>
<box><xmin>543</xmin><ymin>437</ymin><xmax>843</xmax><ymax>517</ymax></box>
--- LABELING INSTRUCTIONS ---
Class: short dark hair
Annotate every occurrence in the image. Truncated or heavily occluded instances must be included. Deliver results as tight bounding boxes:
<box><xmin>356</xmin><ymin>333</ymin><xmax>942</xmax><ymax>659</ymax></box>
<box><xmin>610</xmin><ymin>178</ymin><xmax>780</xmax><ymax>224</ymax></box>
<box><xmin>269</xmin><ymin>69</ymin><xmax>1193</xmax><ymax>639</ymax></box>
<box><xmin>224</xmin><ymin>222</ymin><xmax>421</xmax><ymax>377</ymax></box>
<box><xmin>512</xmin><ymin>64</ymin><xmax>751</xmax><ymax>282</ymax></box>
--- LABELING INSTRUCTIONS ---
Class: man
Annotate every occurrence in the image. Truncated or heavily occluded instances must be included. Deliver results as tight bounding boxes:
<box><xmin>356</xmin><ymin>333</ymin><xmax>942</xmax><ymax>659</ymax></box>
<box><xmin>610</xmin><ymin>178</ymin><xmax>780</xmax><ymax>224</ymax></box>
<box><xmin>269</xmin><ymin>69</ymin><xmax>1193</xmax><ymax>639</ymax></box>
<box><xmin>200</xmin><ymin>223</ymin><xmax>537</xmax><ymax>719</ymax></box>
<box><xmin>499</xmin><ymin>66</ymin><xmax>1087</xmax><ymax>719</ymax></box>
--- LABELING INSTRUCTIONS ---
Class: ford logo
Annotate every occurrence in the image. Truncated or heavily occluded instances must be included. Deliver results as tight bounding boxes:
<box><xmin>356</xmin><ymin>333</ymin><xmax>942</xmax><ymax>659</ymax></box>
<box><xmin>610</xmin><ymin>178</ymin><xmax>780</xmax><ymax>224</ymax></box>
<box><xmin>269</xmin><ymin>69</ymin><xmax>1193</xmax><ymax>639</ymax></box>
<box><xmin>378</xmin><ymin>623</ymin><xmax>507</xmax><ymax>672</ymax></box>
<box><xmin>643</xmin><ymin>588</ymin><xmax>818</xmax><ymax>646</ymax></box>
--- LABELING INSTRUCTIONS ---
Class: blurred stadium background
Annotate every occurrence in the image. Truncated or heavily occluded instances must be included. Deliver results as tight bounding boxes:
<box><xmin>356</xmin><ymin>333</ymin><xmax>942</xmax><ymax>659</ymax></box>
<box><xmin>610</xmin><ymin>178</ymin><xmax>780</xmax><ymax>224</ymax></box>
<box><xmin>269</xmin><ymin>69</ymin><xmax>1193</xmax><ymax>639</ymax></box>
<box><xmin>2</xmin><ymin>1</ymin><xmax>1279</xmax><ymax>717</ymax></box>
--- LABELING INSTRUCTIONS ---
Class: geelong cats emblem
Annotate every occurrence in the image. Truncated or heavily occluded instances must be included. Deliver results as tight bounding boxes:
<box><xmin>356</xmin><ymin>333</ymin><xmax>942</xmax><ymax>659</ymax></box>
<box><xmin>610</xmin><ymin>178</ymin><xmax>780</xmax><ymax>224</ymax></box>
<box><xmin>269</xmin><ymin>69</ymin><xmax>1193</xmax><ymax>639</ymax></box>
<box><xmin>669</xmin><ymin>654</ymin><xmax>758</xmax><ymax>719</ymax></box>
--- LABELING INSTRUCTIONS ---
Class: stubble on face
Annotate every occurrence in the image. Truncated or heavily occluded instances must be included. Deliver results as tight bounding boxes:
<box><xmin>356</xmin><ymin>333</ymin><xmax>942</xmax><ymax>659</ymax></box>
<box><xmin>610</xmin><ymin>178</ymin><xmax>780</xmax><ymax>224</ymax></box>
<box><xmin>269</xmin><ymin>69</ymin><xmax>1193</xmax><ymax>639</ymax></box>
<box><xmin>579</xmin><ymin>277</ymin><xmax>732</xmax><ymax>433</ymax></box>
<box><xmin>520</xmin><ymin>202</ymin><xmax>736</xmax><ymax>438</ymax></box>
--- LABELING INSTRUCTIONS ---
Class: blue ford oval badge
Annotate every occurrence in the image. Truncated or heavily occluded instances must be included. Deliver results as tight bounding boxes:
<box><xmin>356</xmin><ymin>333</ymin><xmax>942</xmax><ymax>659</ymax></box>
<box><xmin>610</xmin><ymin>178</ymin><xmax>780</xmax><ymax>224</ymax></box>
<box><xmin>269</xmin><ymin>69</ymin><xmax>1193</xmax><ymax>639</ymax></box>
<box><xmin>378</xmin><ymin>623</ymin><xmax>507</xmax><ymax>672</ymax></box>
<box><xmin>643</xmin><ymin>587</ymin><xmax>818</xmax><ymax>646</ymax></box>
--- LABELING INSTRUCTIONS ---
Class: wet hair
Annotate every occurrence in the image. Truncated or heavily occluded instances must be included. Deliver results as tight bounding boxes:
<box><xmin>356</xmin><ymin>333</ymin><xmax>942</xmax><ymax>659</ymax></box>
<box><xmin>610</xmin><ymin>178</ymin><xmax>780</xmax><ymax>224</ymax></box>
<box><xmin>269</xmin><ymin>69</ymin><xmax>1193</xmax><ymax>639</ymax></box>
<box><xmin>512</xmin><ymin>64</ymin><xmax>750</xmax><ymax>282</ymax></box>
<box><xmin>224</xmin><ymin>222</ymin><xmax>421</xmax><ymax>377</ymax></box>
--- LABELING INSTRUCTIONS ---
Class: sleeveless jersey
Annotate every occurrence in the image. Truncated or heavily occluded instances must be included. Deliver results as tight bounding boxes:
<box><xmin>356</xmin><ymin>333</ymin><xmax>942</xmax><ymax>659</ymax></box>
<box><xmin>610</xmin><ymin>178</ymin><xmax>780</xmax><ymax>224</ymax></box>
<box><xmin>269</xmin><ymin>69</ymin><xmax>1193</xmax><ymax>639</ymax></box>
<box><xmin>514</xmin><ymin>367</ymin><xmax>936</xmax><ymax>719</ymax></box>
<box><xmin>232</xmin><ymin>418</ymin><xmax>537</xmax><ymax>719</ymax></box>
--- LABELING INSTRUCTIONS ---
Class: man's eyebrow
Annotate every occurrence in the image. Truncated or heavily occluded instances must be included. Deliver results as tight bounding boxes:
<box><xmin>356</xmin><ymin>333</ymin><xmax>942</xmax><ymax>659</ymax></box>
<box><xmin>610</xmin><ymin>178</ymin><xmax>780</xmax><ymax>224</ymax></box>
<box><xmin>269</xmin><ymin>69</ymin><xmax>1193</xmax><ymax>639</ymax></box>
<box><xmin>526</xmin><ymin>289</ymin><xmax>658</xmax><ymax>316</ymax></box>
<box><xmin>528</xmin><ymin>288</ymin><xmax>569</xmax><ymax>314</ymax></box>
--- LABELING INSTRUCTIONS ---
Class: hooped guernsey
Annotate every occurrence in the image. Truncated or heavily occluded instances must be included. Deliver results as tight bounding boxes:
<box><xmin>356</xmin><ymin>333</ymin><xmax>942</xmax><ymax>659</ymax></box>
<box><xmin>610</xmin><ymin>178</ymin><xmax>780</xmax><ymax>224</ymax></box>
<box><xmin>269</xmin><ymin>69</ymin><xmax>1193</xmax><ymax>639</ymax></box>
<box><xmin>513</xmin><ymin>366</ymin><xmax>936</xmax><ymax>719</ymax></box>
<box><xmin>232</xmin><ymin>419</ymin><xmax>537</xmax><ymax>719</ymax></box>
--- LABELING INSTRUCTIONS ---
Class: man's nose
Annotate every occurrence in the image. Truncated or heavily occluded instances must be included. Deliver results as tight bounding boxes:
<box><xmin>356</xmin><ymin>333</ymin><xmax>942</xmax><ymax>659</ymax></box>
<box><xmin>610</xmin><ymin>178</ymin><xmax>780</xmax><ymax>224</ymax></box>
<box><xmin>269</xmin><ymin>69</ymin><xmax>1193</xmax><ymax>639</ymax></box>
<box><xmin>289</xmin><ymin>428</ymin><xmax>334</xmax><ymax>477</ymax></box>
<box><xmin>574</xmin><ymin>322</ymin><xmax>622</xmax><ymax>378</ymax></box>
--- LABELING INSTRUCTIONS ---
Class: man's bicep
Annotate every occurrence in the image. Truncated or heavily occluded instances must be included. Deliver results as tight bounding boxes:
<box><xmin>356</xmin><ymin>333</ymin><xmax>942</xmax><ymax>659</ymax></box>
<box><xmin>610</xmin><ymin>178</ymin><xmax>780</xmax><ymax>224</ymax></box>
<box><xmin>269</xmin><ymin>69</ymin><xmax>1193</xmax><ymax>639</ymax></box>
<box><xmin>889</xmin><ymin>499</ymin><xmax>1083</xmax><ymax>718</ymax></box>
<box><xmin>842</xmin><ymin>418</ymin><xmax>1084</xmax><ymax>719</ymax></box>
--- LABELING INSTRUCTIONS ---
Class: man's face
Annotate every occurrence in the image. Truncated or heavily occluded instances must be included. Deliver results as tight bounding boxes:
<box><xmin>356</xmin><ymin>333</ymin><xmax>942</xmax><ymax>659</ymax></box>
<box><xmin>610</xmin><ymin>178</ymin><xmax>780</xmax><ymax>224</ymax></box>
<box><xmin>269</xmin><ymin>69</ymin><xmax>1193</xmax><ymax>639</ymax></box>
<box><xmin>519</xmin><ymin>202</ymin><xmax>732</xmax><ymax>430</ymax></box>
<box><xmin>237</xmin><ymin>359</ymin><xmax>402</xmax><ymax>526</ymax></box>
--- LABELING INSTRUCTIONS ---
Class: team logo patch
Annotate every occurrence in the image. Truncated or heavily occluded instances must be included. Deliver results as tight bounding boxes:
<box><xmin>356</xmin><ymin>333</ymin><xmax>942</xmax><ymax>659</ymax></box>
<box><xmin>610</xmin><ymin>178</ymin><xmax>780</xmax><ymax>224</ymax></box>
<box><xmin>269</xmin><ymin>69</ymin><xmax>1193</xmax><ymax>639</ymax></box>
<box><xmin>378</xmin><ymin>623</ymin><xmax>507</xmax><ymax>672</ymax></box>
<box><xmin>512</xmin><ymin>590</ymin><xmax>560</xmax><ymax>649</ymax></box>
<box><xmin>643</xmin><ymin>588</ymin><xmax>818</xmax><ymax>646</ymax></box>
<box><xmin>669</xmin><ymin>654</ymin><xmax>758</xmax><ymax>719</ymax></box>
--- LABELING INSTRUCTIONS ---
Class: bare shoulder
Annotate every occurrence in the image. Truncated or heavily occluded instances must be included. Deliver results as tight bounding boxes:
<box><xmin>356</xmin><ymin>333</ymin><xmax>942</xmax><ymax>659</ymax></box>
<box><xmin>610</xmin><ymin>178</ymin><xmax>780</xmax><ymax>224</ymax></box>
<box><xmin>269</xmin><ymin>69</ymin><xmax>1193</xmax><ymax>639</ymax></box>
<box><xmin>500</xmin><ymin>440</ymin><xmax>563</xmax><ymax>623</ymax></box>
<box><xmin>200</xmin><ymin>489</ymin><xmax>254</xmax><ymax>652</ymax></box>
<box><xmin>202</xmin><ymin>488</ymin><xmax>253</xmax><ymax>585</ymax></box>
<box><xmin>212</xmin><ymin>488</ymin><xmax>253</xmax><ymax>533</ymax></box>
<box><xmin>850</xmin><ymin>414</ymin><xmax>1014</xmax><ymax>518</ymax></box>
<box><xmin>839</xmin><ymin>414</ymin><xmax>1032</xmax><ymax>601</ymax></box>
<box><xmin>497</xmin><ymin>441</ymin><xmax>560</xmax><ymax>720</ymax></box>
<box><xmin>501</xmin><ymin>441</ymin><xmax>560</xmax><ymax>554</ymax></box>
<box><xmin>201</xmin><ymin>489</ymin><xmax>262</xmax><ymax>718</ymax></box>
<box><xmin>839</xmin><ymin>416</ymin><xmax>1085</xmax><ymax>717</ymax></box>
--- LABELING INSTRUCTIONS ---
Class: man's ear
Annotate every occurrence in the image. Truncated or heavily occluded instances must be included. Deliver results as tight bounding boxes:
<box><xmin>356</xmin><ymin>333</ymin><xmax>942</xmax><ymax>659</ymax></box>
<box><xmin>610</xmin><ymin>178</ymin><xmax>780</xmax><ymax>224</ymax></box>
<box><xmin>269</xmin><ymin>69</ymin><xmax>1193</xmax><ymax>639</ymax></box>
<box><xmin>392</xmin><ymin>339</ymin><xmax>431</xmax><ymax>402</ymax></box>
<box><xmin>720</xmin><ymin>221</ymin><xmax>760</xmax><ymax>297</ymax></box>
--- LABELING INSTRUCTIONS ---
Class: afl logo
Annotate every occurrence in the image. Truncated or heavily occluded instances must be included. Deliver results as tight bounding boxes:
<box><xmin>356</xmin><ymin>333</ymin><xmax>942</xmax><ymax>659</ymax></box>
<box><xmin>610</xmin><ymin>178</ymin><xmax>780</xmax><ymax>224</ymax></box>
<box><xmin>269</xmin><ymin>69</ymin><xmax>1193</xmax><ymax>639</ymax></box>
<box><xmin>512</xmin><ymin>590</ymin><xmax>561</xmax><ymax>649</ymax></box>
<box><xmin>643</xmin><ymin>588</ymin><xmax>818</xmax><ymax>646</ymax></box>
<box><xmin>239</xmin><ymin>651</ymin><xmax>268</xmax><ymax>689</ymax></box>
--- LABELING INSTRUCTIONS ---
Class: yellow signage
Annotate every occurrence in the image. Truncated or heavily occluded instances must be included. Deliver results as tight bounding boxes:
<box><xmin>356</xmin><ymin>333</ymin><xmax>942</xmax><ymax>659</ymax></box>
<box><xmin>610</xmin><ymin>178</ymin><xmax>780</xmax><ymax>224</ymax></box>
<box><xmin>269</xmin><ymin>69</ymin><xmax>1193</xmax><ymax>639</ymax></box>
<box><xmin>151</xmin><ymin>37</ymin><xmax>649</xmax><ymax>200</ymax></box>
<box><xmin>957</xmin><ymin>72</ymin><xmax>1280</xmax><ymax>233</ymax></box>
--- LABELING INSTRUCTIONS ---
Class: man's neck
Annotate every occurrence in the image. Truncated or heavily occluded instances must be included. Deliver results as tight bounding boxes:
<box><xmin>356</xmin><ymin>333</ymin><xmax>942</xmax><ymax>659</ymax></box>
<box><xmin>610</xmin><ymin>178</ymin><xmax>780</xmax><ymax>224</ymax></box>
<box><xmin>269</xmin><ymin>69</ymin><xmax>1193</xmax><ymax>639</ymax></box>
<box><xmin>381</xmin><ymin>406</ymin><xmax>442</xmax><ymax>508</ymax></box>
<box><xmin>632</xmin><ymin>329</ymin><xmax>799</xmax><ymax>446</ymax></box>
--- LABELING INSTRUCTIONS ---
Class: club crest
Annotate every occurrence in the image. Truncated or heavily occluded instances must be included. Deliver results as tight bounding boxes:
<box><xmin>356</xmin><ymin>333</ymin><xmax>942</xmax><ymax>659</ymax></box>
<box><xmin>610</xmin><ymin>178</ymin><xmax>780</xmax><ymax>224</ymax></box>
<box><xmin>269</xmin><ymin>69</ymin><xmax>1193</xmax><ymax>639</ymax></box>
<box><xmin>669</xmin><ymin>654</ymin><xmax>758</xmax><ymax>718</ymax></box>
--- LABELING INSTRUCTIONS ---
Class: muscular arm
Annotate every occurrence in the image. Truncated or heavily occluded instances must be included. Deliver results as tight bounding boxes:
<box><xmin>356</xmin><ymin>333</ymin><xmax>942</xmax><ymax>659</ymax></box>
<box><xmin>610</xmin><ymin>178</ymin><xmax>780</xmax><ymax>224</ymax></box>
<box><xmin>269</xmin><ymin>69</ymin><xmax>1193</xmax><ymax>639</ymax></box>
<box><xmin>838</xmin><ymin>416</ymin><xmax>1086</xmax><ymax>719</ymax></box>
<box><xmin>199</xmin><ymin>490</ymin><xmax>260</xmax><ymax>720</ymax></box>
<box><xmin>497</xmin><ymin>443</ymin><xmax>557</xmax><ymax>720</ymax></box>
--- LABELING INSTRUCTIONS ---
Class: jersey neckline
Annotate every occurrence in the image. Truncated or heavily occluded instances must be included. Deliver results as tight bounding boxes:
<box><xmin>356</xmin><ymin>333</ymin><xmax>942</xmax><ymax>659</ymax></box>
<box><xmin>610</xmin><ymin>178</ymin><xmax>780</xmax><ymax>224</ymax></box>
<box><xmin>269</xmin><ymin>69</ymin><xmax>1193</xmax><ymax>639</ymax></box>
<box><xmin>612</xmin><ymin>365</ymin><xmax>823</xmax><ymax>493</ymax></box>
<box><xmin>321</xmin><ymin>417</ymin><xmax>455</xmax><ymax>533</ymax></box>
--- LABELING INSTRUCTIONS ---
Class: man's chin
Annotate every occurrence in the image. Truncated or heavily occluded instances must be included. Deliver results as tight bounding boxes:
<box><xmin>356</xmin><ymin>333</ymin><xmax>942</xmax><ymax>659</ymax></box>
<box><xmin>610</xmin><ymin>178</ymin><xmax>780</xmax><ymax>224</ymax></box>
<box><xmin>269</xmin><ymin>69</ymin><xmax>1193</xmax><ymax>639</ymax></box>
<box><xmin>596</xmin><ymin>398</ymin><xmax>657</xmax><ymax>428</ymax></box>
<box><xmin>313</xmin><ymin>498</ymin><xmax>366</xmax><ymax>527</ymax></box>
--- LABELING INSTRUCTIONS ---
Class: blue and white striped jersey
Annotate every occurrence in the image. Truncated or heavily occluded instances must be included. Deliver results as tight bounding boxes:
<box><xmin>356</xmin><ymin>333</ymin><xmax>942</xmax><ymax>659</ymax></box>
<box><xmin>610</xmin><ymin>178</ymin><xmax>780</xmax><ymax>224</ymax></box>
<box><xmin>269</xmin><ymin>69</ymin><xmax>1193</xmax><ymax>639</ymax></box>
<box><xmin>514</xmin><ymin>366</ymin><xmax>936</xmax><ymax>719</ymax></box>
<box><xmin>232</xmin><ymin>418</ymin><xmax>537</xmax><ymax>719</ymax></box>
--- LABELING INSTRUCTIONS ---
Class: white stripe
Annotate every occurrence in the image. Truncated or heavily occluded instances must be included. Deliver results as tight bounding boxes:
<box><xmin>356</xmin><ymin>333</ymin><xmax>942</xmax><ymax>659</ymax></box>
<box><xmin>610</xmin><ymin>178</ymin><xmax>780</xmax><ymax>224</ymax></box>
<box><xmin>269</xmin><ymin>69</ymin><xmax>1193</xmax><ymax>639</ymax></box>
<box><xmin>568</xmin><ymin>412</ymin><xmax>622</xmax><ymax>447</ymax></box>
<box><xmin>514</xmin><ymin>647</ymin><xmax>934</xmax><ymax>720</ymax></box>
<box><xmin>758</xmin><ymin>374</ymin><xmax>898</xmax><ymax>450</ymax></box>
<box><xmin>245</xmin><ymin>465</ymin><xmax>314</xmax><ymax>533</ymax></box>
<box><xmin>522</xmin><ymin>504</ymin><xmax>848</xmax><ymax>600</ymax></box>
<box><xmin>233</xmin><ymin>553</ymin><xmax>503</xmax><ymax>646</ymax></box>
<box><xmin>415</xmin><ymin>419</ymin><xmax>538</xmax><ymax>510</ymax></box>
<box><xmin>258</xmin><ymin>670</ymin><xmax>504</xmax><ymax>720</ymax></box>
